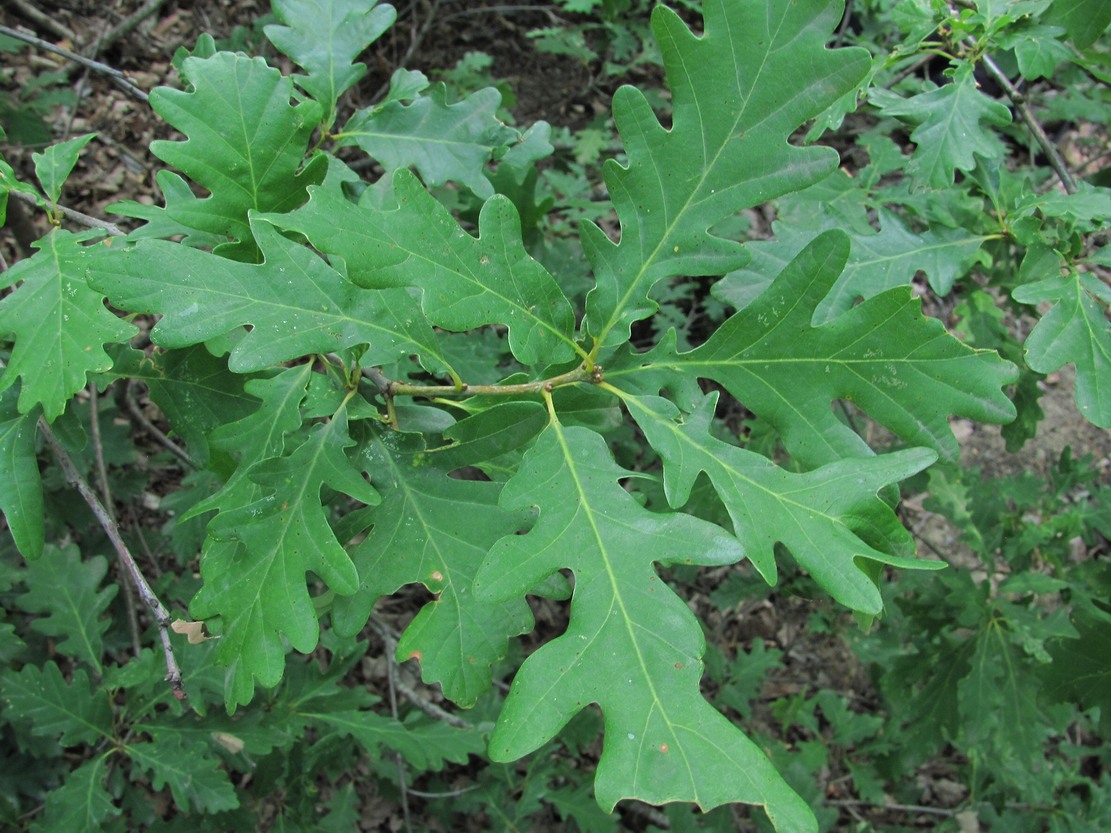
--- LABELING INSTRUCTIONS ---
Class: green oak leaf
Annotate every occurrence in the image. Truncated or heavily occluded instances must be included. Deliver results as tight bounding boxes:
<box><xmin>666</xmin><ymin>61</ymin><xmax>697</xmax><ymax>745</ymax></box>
<box><xmin>85</xmin><ymin>217</ymin><xmax>451</xmax><ymax>376</ymax></box>
<box><xmin>310</xmin><ymin>710</ymin><xmax>485</xmax><ymax>771</ymax></box>
<box><xmin>32</xmin><ymin>132</ymin><xmax>95</xmax><ymax>206</ymax></box>
<box><xmin>190</xmin><ymin>405</ymin><xmax>374</xmax><ymax>708</ymax></box>
<box><xmin>332</xmin><ymin>428</ymin><xmax>534</xmax><ymax>707</ymax></box>
<box><xmin>126</xmin><ymin>732</ymin><xmax>239</xmax><ymax>813</ymax></box>
<box><xmin>1013</xmin><ymin>271</ymin><xmax>1111</xmax><ymax>428</ymax></box>
<box><xmin>715</xmin><ymin>210</ymin><xmax>991</xmax><ymax>322</ymax></box>
<box><xmin>335</xmin><ymin>84</ymin><xmax>518</xmax><ymax>198</ymax></box>
<box><xmin>623</xmin><ymin>231</ymin><xmax>1017</xmax><ymax>468</ymax></box>
<box><xmin>616</xmin><ymin>391</ymin><xmax>941</xmax><ymax>613</ymax></box>
<box><xmin>0</xmin><ymin>386</ymin><xmax>43</xmax><ymax>559</ymax></box>
<box><xmin>0</xmin><ymin>230</ymin><xmax>135</xmax><ymax>421</ymax></box>
<box><xmin>264</xmin><ymin>0</ymin><xmax>396</xmax><ymax>128</ymax></box>
<box><xmin>0</xmin><ymin>661</ymin><xmax>113</xmax><ymax>747</ymax></box>
<box><xmin>1041</xmin><ymin>609</ymin><xmax>1111</xmax><ymax>734</ymax></box>
<box><xmin>269</xmin><ymin>170</ymin><xmax>579</xmax><ymax>366</ymax></box>
<box><xmin>474</xmin><ymin>422</ymin><xmax>815</xmax><ymax>829</ymax></box>
<box><xmin>1045</xmin><ymin>0</ymin><xmax>1111</xmax><ymax>49</ymax></box>
<box><xmin>110</xmin><ymin>51</ymin><xmax>325</xmax><ymax>258</ymax></box>
<box><xmin>869</xmin><ymin>63</ymin><xmax>1012</xmax><ymax>189</ymax></box>
<box><xmin>583</xmin><ymin>0</ymin><xmax>871</xmax><ymax>347</ymax></box>
<box><xmin>18</xmin><ymin>544</ymin><xmax>118</xmax><ymax>671</ymax></box>
<box><xmin>35</xmin><ymin>757</ymin><xmax>117</xmax><ymax>833</ymax></box>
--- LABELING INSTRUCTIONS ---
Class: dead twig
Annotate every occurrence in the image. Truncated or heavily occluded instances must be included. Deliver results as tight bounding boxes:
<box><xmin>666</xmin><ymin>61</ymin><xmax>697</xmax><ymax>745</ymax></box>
<box><xmin>39</xmin><ymin>418</ymin><xmax>185</xmax><ymax>700</ymax></box>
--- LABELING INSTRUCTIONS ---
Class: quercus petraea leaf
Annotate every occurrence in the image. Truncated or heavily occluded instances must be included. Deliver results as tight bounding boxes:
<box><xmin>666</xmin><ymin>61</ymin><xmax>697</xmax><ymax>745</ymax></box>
<box><xmin>310</xmin><ymin>710</ymin><xmax>485</xmax><ymax>771</ymax></box>
<box><xmin>264</xmin><ymin>0</ymin><xmax>396</xmax><ymax>128</ymax></box>
<box><xmin>18</xmin><ymin>544</ymin><xmax>118</xmax><ymax>671</ymax></box>
<box><xmin>638</xmin><ymin>231</ymin><xmax>1018</xmax><ymax>468</ymax></box>
<box><xmin>85</xmin><ymin>217</ymin><xmax>452</xmax><ymax>376</ymax></box>
<box><xmin>35</xmin><ymin>757</ymin><xmax>117</xmax><ymax>833</ymax></box>
<box><xmin>474</xmin><ymin>421</ymin><xmax>814</xmax><ymax>827</ymax></box>
<box><xmin>335</xmin><ymin>83</ymin><xmax>520</xmax><ymax>199</ymax></box>
<box><xmin>0</xmin><ymin>387</ymin><xmax>43</xmax><ymax>560</ymax></box>
<box><xmin>0</xmin><ymin>661</ymin><xmax>113</xmax><ymax>747</ymax></box>
<box><xmin>583</xmin><ymin>0</ymin><xmax>872</xmax><ymax>347</ymax></box>
<box><xmin>126</xmin><ymin>732</ymin><xmax>239</xmax><ymax>813</ymax></box>
<box><xmin>1013</xmin><ymin>271</ymin><xmax>1111</xmax><ymax>428</ymax></box>
<box><xmin>615</xmin><ymin>390</ymin><xmax>941</xmax><ymax>613</ymax></box>
<box><xmin>332</xmin><ymin>427</ymin><xmax>535</xmax><ymax>707</ymax></box>
<box><xmin>111</xmin><ymin>51</ymin><xmax>326</xmax><ymax>257</ymax></box>
<box><xmin>270</xmin><ymin>169</ymin><xmax>580</xmax><ymax>367</ymax></box>
<box><xmin>189</xmin><ymin>404</ymin><xmax>374</xmax><ymax>708</ymax></box>
<box><xmin>31</xmin><ymin>132</ymin><xmax>95</xmax><ymax>206</ymax></box>
<box><xmin>0</xmin><ymin>229</ymin><xmax>135</xmax><ymax>421</ymax></box>
<box><xmin>869</xmin><ymin>63</ymin><xmax>1012</xmax><ymax>189</ymax></box>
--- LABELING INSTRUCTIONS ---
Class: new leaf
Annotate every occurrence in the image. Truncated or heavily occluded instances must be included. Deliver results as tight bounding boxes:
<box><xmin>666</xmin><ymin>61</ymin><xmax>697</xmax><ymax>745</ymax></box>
<box><xmin>474</xmin><ymin>423</ymin><xmax>815</xmax><ymax>830</ymax></box>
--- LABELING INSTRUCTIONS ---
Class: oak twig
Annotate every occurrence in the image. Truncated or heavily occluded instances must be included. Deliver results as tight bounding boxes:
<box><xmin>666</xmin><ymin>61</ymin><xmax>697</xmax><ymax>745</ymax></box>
<box><xmin>40</xmin><ymin>419</ymin><xmax>185</xmax><ymax>699</ymax></box>
<box><xmin>7</xmin><ymin>188</ymin><xmax>126</xmax><ymax>236</ymax></box>
<box><xmin>0</xmin><ymin>24</ymin><xmax>149</xmax><ymax>102</ymax></box>
<box><xmin>388</xmin><ymin>363</ymin><xmax>602</xmax><ymax>400</ymax></box>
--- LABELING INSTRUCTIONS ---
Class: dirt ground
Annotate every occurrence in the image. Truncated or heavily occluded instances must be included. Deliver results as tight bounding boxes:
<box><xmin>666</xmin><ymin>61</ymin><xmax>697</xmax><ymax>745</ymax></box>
<box><xmin>2</xmin><ymin>1</ymin><xmax>1108</xmax><ymax>831</ymax></box>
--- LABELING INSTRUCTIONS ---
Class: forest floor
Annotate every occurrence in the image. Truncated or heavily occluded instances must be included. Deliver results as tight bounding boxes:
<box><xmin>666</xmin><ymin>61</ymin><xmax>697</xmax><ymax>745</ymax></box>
<box><xmin>2</xmin><ymin>1</ymin><xmax>1108</xmax><ymax>831</ymax></box>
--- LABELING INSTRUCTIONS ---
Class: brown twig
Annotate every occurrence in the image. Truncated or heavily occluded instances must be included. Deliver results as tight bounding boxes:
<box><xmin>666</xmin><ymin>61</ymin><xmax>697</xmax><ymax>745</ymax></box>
<box><xmin>124</xmin><ymin>381</ymin><xmax>195</xmax><ymax>469</ymax></box>
<box><xmin>39</xmin><ymin>418</ymin><xmax>185</xmax><ymax>699</ymax></box>
<box><xmin>977</xmin><ymin>51</ymin><xmax>1078</xmax><ymax>194</ymax></box>
<box><xmin>0</xmin><ymin>24</ymin><xmax>149</xmax><ymax>102</ymax></box>
<box><xmin>7</xmin><ymin>188</ymin><xmax>126</xmax><ymax>236</ymax></box>
<box><xmin>7</xmin><ymin>0</ymin><xmax>76</xmax><ymax>42</ymax></box>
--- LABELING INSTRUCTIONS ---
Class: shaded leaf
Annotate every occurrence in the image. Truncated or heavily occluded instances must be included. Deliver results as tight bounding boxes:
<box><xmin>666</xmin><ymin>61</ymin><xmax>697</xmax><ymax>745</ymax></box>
<box><xmin>18</xmin><ymin>544</ymin><xmax>117</xmax><ymax>671</ymax></box>
<box><xmin>475</xmin><ymin>423</ymin><xmax>814</xmax><ymax>828</ymax></box>
<box><xmin>1041</xmin><ymin>609</ymin><xmax>1111</xmax><ymax>734</ymax></box>
<box><xmin>126</xmin><ymin>732</ymin><xmax>239</xmax><ymax>813</ymax></box>
<box><xmin>34</xmin><ymin>757</ymin><xmax>116</xmax><ymax>833</ymax></box>
<box><xmin>0</xmin><ymin>662</ymin><xmax>113</xmax><ymax>746</ymax></box>
<box><xmin>332</xmin><ymin>427</ymin><xmax>534</xmax><ymax>706</ymax></box>
<box><xmin>311</xmin><ymin>710</ymin><xmax>484</xmax><ymax>771</ymax></box>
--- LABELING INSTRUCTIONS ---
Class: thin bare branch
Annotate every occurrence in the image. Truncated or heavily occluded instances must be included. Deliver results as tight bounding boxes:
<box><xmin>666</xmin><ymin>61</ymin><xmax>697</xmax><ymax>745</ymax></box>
<box><xmin>7</xmin><ymin>188</ymin><xmax>126</xmax><ymax>236</ymax></box>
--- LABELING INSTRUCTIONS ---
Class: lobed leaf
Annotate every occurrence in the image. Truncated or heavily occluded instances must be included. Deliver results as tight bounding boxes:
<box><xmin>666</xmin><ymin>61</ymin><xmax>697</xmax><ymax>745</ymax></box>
<box><xmin>85</xmin><ymin>217</ymin><xmax>452</xmax><ymax>376</ymax></box>
<box><xmin>264</xmin><ymin>0</ymin><xmax>396</xmax><ymax>127</ymax></box>
<box><xmin>583</xmin><ymin>0</ymin><xmax>871</xmax><ymax>347</ymax></box>
<box><xmin>0</xmin><ymin>230</ymin><xmax>135</xmax><ymax>421</ymax></box>
<box><xmin>0</xmin><ymin>661</ymin><xmax>113</xmax><ymax>747</ymax></box>
<box><xmin>111</xmin><ymin>51</ymin><xmax>325</xmax><ymax>257</ymax></box>
<box><xmin>18</xmin><ymin>544</ymin><xmax>118</xmax><ymax>671</ymax></box>
<box><xmin>0</xmin><ymin>387</ymin><xmax>43</xmax><ymax>559</ymax></box>
<box><xmin>270</xmin><ymin>170</ymin><xmax>579</xmax><ymax>366</ymax></box>
<box><xmin>189</xmin><ymin>405</ymin><xmax>374</xmax><ymax>708</ymax></box>
<box><xmin>474</xmin><ymin>422</ymin><xmax>815</xmax><ymax>828</ymax></box>
<box><xmin>1013</xmin><ymin>272</ymin><xmax>1111</xmax><ymax>428</ymax></box>
<box><xmin>126</xmin><ymin>732</ymin><xmax>239</xmax><ymax>813</ymax></box>
<box><xmin>621</xmin><ymin>231</ymin><xmax>1018</xmax><ymax>468</ymax></box>
<box><xmin>34</xmin><ymin>757</ymin><xmax>117</xmax><ymax>833</ymax></box>
<box><xmin>615</xmin><ymin>390</ymin><xmax>940</xmax><ymax>613</ymax></box>
<box><xmin>332</xmin><ymin>428</ymin><xmax>535</xmax><ymax>707</ymax></box>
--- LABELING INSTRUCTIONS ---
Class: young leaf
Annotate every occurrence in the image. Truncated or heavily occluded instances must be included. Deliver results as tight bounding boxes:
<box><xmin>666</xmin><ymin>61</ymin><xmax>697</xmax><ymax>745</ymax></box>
<box><xmin>1013</xmin><ymin>272</ymin><xmax>1111</xmax><ymax>428</ymax></box>
<box><xmin>335</xmin><ymin>84</ymin><xmax>519</xmax><ymax>199</ymax></box>
<box><xmin>112</xmin><ymin>51</ymin><xmax>325</xmax><ymax>257</ymax></box>
<box><xmin>31</xmin><ymin>132</ymin><xmax>96</xmax><ymax>206</ymax></box>
<box><xmin>0</xmin><ymin>661</ymin><xmax>113</xmax><ymax>746</ymax></box>
<box><xmin>0</xmin><ymin>230</ymin><xmax>135</xmax><ymax>421</ymax></box>
<box><xmin>869</xmin><ymin>63</ymin><xmax>1012</xmax><ymax>189</ymax></box>
<box><xmin>85</xmin><ymin>217</ymin><xmax>451</xmax><ymax>376</ymax></box>
<box><xmin>17</xmin><ymin>544</ymin><xmax>118</xmax><ymax>671</ymax></box>
<box><xmin>189</xmin><ymin>406</ymin><xmax>374</xmax><ymax>707</ymax></box>
<box><xmin>582</xmin><ymin>0</ymin><xmax>872</xmax><ymax>347</ymax></box>
<box><xmin>331</xmin><ymin>428</ymin><xmax>535</xmax><ymax>707</ymax></box>
<box><xmin>126</xmin><ymin>732</ymin><xmax>239</xmax><ymax>813</ymax></box>
<box><xmin>647</xmin><ymin>231</ymin><xmax>1018</xmax><ymax>468</ymax></box>
<box><xmin>474</xmin><ymin>422</ymin><xmax>815</xmax><ymax>829</ymax></box>
<box><xmin>0</xmin><ymin>387</ymin><xmax>43</xmax><ymax>559</ymax></box>
<box><xmin>270</xmin><ymin>171</ymin><xmax>580</xmax><ymax>366</ymax></box>
<box><xmin>615</xmin><ymin>391</ymin><xmax>940</xmax><ymax>613</ymax></box>
<box><xmin>264</xmin><ymin>0</ymin><xmax>396</xmax><ymax>127</ymax></box>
